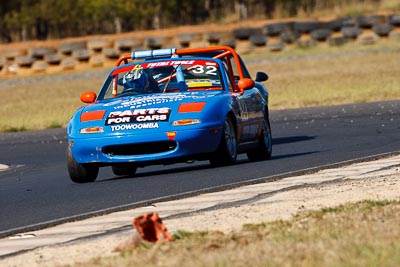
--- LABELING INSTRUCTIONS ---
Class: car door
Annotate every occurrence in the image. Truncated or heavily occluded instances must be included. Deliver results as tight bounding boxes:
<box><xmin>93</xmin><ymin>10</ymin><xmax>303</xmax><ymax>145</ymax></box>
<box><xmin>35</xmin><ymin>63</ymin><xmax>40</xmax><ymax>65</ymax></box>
<box><xmin>236</xmin><ymin>88</ymin><xmax>263</xmax><ymax>142</ymax></box>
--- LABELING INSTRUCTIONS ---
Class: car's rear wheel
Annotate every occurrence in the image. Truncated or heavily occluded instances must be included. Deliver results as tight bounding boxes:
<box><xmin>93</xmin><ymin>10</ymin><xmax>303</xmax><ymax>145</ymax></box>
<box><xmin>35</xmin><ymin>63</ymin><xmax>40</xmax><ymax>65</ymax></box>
<box><xmin>112</xmin><ymin>164</ymin><xmax>137</xmax><ymax>177</ymax></box>
<box><xmin>210</xmin><ymin>116</ymin><xmax>237</xmax><ymax>166</ymax></box>
<box><xmin>247</xmin><ymin>112</ymin><xmax>272</xmax><ymax>161</ymax></box>
<box><xmin>67</xmin><ymin>147</ymin><xmax>99</xmax><ymax>183</ymax></box>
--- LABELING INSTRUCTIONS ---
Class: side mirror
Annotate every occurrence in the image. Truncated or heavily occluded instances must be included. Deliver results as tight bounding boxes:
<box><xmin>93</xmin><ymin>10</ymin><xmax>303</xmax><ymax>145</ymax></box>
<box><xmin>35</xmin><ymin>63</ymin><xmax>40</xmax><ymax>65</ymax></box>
<box><xmin>255</xmin><ymin>72</ymin><xmax>268</xmax><ymax>82</ymax></box>
<box><xmin>238</xmin><ymin>78</ymin><xmax>255</xmax><ymax>92</ymax></box>
<box><xmin>80</xmin><ymin>92</ymin><xmax>97</xmax><ymax>104</ymax></box>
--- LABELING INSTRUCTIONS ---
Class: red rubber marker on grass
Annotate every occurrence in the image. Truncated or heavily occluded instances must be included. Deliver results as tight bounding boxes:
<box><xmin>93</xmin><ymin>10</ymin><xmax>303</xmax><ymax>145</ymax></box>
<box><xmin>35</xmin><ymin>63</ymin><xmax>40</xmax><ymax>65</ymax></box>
<box><xmin>133</xmin><ymin>212</ymin><xmax>173</xmax><ymax>242</ymax></box>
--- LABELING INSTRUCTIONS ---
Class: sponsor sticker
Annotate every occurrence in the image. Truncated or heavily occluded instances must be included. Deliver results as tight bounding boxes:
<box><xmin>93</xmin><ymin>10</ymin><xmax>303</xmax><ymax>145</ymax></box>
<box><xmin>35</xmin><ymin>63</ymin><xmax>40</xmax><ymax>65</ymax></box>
<box><xmin>106</xmin><ymin>107</ymin><xmax>171</xmax><ymax>125</ymax></box>
<box><xmin>110</xmin><ymin>122</ymin><xmax>159</xmax><ymax>131</ymax></box>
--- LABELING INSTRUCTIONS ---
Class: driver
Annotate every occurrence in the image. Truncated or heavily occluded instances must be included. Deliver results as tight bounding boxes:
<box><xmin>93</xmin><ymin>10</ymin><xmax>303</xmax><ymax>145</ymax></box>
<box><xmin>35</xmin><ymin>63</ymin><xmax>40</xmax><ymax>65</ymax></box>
<box><xmin>122</xmin><ymin>69</ymin><xmax>160</xmax><ymax>94</ymax></box>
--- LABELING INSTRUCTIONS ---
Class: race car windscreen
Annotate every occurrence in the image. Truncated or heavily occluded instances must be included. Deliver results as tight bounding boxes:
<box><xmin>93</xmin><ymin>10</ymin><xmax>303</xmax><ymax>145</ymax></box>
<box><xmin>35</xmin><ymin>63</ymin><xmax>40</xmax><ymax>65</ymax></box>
<box><xmin>101</xmin><ymin>59</ymin><xmax>223</xmax><ymax>99</ymax></box>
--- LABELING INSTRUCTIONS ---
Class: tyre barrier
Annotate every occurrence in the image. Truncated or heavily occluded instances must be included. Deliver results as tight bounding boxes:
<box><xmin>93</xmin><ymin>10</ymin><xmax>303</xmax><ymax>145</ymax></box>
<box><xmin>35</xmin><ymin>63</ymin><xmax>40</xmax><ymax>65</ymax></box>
<box><xmin>31</xmin><ymin>61</ymin><xmax>49</xmax><ymax>73</ymax></box>
<box><xmin>1</xmin><ymin>13</ymin><xmax>399</xmax><ymax>76</ymax></box>
<box><xmin>372</xmin><ymin>24</ymin><xmax>394</xmax><ymax>36</ymax></box>
<box><xmin>103</xmin><ymin>47</ymin><xmax>121</xmax><ymax>59</ymax></box>
<box><xmin>89</xmin><ymin>55</ymin><xmax>105</xmax><ymax>68</ymax></box>
<box><xmin>220</xmin><ymin>38</ymin><xmax>236</xmax><ymax>49</ymax></box>
<box><xmin>328</xmin><ymin>36</ymin><xmax>347</xmax><ymax>46</ymax></box>
<box><xmin>72</xmin><ymin>48</ymin><xmax>91</xmax><ymax>62</ymax></box>
<box><xmin>15</xmin><ymin>56</ymin><xmax>34</xmax><ymax>67</ymax></box>
<box><xmin>388</xmin><ymin>14</ymin><xmax>400</xmax><ymax>26</ymax></box>
<box><xmin>321</xmin><ymin>18</ymin><xmax>344</xmax><ymax>32</ymax></box>
<box><xmin>58</xmin><ymin>41</ymin><xmax>87</xmax><ymax>55</ymax></box>
<box><xmin>44</xmin><ymin>53</ymin><xmax>64</xmax><ymax>65</ymax></box>
<box><xmin>294</xmin><ymin>21</ymin><xmax>320</xmax><ymax>34</ymax></box>
<box><xmin>280</xmin><ymin>29</ymin><xmax>300</xmax><ymax>44</ymax></box>
<box><xmin>2</xmin><ymin>48</ymin><xmax>25</xmax><ymax>61</ymax></box>
<box><xmin>87</xmin><ymin>39</ymin><xmax>112</xmax><ymax>53</ymax></box>
<box><xmin>114</xmin><ymin>38</ymin><xmax>142</xmax><ymax>52</ymax></box>
<box><xmin>233</xmin><ymin>27</ymin><xmax>260</xmax><ymax>40</ymax></box>
<box><xmin>206</xmin><ymin>32</ymin><xmax>226</xmax><ymax>44</ymax></box>
<box><xmin>341</xmin><ymin>26</ymin><xmax>362</xmax><ymax>39</ymax></box>
<box><xmin>267</xmin><ymin>40</ymin><xmax>285</xmax><ymax>52</ymax></box>
<box><xmin>249</xmin><ymin>34</ymin><xmax>267</xmax><ymax>46</ymax></box>
<box><xmin>29</xmin><ymin>46</ymin><xmax>56</xmax><ymax>59</ymax></box>
<box><xmin>296</xmin><ymin>38</ymin><xmax>317</xmax><ymax>49</ymax></box>
<box><xmin>61</xmin><ymin>58</ymin><xmax>78</xmax><ymax>70</ymax></box>
<box><xmin>144</xmin><ymin>36</ymin><xmax>169</xmax><ymax>50</ymax></box>
<box><xmin>356</xmin><ymin>15</ymin><xmax>386</xmax><ymax>29</ymax></box>
<box><xmin>176</xmin><ymin>33</ymin><xmax>202</xmax><ymax>48</ymax></box>
<box><xmin>311</xmin><ymin>29</ymin><xmax>332</xmax><ymax>41</ymax></box>
<box><xmin>263</xmin><ymin>22</ymin><xmax>294</xmax><ymax>36</ymax></box>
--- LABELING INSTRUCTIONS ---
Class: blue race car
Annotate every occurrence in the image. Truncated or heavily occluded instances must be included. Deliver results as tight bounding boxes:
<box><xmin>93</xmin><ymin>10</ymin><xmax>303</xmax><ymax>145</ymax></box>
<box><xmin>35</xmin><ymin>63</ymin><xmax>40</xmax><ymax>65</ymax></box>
<box><xmin>67</xmin><ymin>46</ymin><xmax>271</xmax><ymax>183</ymax></box>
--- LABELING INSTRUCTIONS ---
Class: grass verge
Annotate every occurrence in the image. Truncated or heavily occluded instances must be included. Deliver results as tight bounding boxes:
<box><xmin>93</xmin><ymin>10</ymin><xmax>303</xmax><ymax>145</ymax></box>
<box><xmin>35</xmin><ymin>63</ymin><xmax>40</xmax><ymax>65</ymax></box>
<box><xmin>74</xmin><ymin>200</ymin><xmax>400</xmax><ymax>267</ymax></box>
<box><xmin>0</xmin><ymin>40</ymin><xmax>400</xmax><ymax>132</ymax></box>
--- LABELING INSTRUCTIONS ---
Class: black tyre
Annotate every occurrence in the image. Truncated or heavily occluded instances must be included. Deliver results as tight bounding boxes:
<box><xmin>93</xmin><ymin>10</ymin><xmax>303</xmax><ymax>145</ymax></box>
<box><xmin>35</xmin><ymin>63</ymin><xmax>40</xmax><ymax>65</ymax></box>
<box><xmin>233</xmin><ymin>27</ymin><xmax>259</xmax><ymax>40</ymax></box>
<box><xmin>114</xmin><ymin>38</ymin><xmax>141</xmax><ymax>52</ymax></box>
<box><xmin>341</xmin><ymin>26</ymin><xmax>361</xmax><ymax>39</ymax></box>
<box><xmin>58</xmin><ymin>41</ymin><xmax>86</xmax><ymax>55</ymax></box>
<box><xmin>356</xmin><ymin>15</ymin><xmax>385</xmax><ymax>29</ymax></box>
<box><xmin>249</xmin><ymin>34</ymin><xmax>267</xmax><ymax>46</ymax></box>
<box><xmin>263</xmin><ymin>22</ymin><xmax>294</xmax><ymax>37</ymax></box>
<box><xmin>72</xmin><ymin>48</ymin><xmax>91</xmax><ymax>62</ymax></box>
<box><xmin>372</xmin><ymin>24</ymin><xmax>393</xmax><ymax>37</ymax></box>
<box><xmin>112</xmin><ymin>164</ymin><xmax>138</xmax><ymax>177</ymax></box>
<box><xmin>15</xmin><ymin>56</ymin><xmax>34</xmax><ymax>67</ymax></box>
<box><xmin>310</xmin><ymin>29</ymin><xmax>332</xmax><ymax>41</ymax></box>
<box><xmin>294</xmin><ymin>21</ymin><xmax>320</xmax><ymax>34</ymax></box>
<box><xmin>67</xmin><ymin>148</ymin><xmax>99</xmax><ymax>183</ymax></box>
<box><xmin>44</xmin><ymin>53</ymin><xmax>64</xmax><ymax>65</ymax></box>
<box><xmin>388</xmin><ymin>14</ymin><xmax>400</xmax><ymax>26</ymax></box>
<box><xmin>280</xmin><ymin>29</ymin><xmax>300</xmax><ymax>44</ymax></box>
<box><xmin>247</xmin><ymin>112</ymin><xmax>272</xmax><ymax>161</ymax></box>
<box><xmin>103</xmin><ymin>47</ymin><xmax>120</xmax><ymax>59</ymax></box>
<box><xmin>321</xmin><ymin>19</ymin><xmax>344</xmax><ymax>32</ymax></box>
<box><xmin>144</xmin><ymin>37</ymin><xmax>169</xmax><ymax>49</ymax></box>
<box><xmin>210</xmin><ymin>116</ymin><xmax>237</xmax><ymax>166</ymax></box>
<box><xmin>29</xmin><ymin>46</ymin><xmax>56</xmax><ymax>60</ymax></box>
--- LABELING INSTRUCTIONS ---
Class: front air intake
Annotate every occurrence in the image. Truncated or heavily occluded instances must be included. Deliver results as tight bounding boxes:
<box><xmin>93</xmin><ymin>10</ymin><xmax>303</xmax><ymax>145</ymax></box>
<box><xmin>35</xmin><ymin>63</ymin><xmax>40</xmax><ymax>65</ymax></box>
<box><xmin>102</xmin><ymin>141</ymin><xmax>177</xmax><ymax>156</ymax></box>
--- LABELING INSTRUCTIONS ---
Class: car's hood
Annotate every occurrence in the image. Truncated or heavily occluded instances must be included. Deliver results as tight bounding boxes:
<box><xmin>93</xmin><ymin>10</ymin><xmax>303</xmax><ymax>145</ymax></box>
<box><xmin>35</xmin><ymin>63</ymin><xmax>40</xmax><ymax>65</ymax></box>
<box><xmin>71</xmin><ymin>91</ymin><xmax>228</xmax><ymax>137</ymax></box>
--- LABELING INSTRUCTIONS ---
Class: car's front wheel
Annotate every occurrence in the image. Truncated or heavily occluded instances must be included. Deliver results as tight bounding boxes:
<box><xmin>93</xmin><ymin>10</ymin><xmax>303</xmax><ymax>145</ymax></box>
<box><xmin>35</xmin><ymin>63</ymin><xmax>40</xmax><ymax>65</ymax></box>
<box><xmin>247</xmin><ymin>112</ymin><xmax>272</xmax><ymax>161</ymax></box>
<box><xmin>67</xmin><ymin>147</ymin><xmax>99</xmax><ymax>183</ymax></box>
<box><xmin>210</xmin><ymin>116</ymin><xmax>237</xmax><ymax>166</ymax></box>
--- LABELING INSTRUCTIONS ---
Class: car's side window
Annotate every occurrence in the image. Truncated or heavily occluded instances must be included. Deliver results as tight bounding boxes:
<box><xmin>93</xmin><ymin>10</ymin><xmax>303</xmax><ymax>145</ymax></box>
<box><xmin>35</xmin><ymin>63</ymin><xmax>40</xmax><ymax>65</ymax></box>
<box><xmin>221</xmin><ymin>65</ymin><xmax>234</xmax><ymax>92</ymax></box>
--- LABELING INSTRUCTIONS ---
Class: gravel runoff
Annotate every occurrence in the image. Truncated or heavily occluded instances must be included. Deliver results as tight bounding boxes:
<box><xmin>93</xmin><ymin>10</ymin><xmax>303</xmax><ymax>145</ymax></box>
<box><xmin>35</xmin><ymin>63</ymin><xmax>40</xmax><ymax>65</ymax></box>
<box><xmin>0</xmin><ymin>154</ymin><xmax>399</xmax><ymax>267</ymax></box>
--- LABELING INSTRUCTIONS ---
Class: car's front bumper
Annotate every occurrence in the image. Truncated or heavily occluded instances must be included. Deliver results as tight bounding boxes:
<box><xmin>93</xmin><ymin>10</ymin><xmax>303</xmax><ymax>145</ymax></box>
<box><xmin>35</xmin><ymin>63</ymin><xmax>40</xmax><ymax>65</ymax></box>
<box><xmin>69</xmin><ymin>126</ymin><xmax>222</xmax><ymax>165</ymax></box>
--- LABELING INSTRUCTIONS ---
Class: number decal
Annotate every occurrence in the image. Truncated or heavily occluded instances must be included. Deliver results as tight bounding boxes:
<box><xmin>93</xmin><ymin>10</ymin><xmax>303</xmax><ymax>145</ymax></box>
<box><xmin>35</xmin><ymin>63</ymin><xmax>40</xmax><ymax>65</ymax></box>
<box><xmin>190</xmin><ymin>65</ymin><xmax>218</xmax><ymax>76</ymax></box>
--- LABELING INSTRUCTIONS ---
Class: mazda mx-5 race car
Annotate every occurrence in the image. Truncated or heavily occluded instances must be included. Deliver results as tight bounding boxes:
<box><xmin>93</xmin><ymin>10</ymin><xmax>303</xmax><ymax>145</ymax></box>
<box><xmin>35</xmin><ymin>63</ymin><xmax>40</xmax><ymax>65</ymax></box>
<box><xmin>67</xmin><ymin>46</ymin><xmax>271</xmax><ymax>183</ymax></box>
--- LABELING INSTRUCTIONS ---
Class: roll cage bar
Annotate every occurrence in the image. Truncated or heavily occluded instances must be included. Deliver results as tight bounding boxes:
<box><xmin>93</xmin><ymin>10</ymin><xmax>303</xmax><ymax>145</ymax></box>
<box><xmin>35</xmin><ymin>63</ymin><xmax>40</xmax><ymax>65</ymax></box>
<box><xmin>114</xmin><ymin>46</ymin><xmax>250</xmax><ymax>94</ymax></box>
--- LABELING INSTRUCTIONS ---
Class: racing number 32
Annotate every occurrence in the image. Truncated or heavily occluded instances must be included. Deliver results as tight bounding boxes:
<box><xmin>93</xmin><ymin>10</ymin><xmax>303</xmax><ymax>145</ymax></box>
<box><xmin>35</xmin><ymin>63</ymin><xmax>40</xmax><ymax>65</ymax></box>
<box><xmin>190</xmin><ymin>65</ymin><xmax>218</xmax><ymax>76</ymax></box>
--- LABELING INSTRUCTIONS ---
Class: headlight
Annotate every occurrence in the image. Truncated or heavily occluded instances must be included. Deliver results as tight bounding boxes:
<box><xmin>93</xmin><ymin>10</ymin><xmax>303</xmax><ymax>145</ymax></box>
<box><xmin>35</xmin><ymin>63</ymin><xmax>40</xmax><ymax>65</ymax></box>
<box><xmin>79</xmin><ymin>127</ymin><xmax>104</xmax><ymax>134</ymax></box>
<box><xmin>172</xmin><ymin>119</ymin><xmax>201</xmax><ymax>126</ymax></box>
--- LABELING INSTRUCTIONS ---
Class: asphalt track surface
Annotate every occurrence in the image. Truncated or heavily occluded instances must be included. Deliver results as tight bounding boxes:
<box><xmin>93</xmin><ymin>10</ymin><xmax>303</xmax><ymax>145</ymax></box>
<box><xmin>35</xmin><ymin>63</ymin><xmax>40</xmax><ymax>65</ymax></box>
<box><xmin>0</xmin><ymin>100</ymin><xmax>399</xmax><ymax>237</ymax></box>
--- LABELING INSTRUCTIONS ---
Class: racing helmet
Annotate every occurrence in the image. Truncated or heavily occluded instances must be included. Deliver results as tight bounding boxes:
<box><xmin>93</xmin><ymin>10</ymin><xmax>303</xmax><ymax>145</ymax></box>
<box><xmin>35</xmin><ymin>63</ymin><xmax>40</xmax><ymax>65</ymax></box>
<box><xmin>122</xmin><ymin>69</ymin><xmax>149</xmax><ymax>93</ymax></box>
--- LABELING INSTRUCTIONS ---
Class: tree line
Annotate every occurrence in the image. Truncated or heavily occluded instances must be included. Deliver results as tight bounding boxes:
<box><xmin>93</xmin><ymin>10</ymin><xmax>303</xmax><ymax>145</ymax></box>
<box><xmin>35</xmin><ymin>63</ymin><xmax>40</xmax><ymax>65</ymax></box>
<box><xmin>0</xmin><ymin>0</ymin><xmax>384</xmax><ymax>43</ymax></box>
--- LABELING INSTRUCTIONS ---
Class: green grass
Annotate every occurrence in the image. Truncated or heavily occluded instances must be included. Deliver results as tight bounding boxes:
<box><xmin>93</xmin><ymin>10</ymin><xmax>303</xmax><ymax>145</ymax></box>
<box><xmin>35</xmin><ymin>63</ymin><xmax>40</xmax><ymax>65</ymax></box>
<box><xmin>74</xmin><ymin>200</ymin><xmax>400</xmax><ymax>267</ymax></box>
<box><xmin>0</xmin><ymin>40</ymin><xmax>400</xmax><ymax>132</ymax></box>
